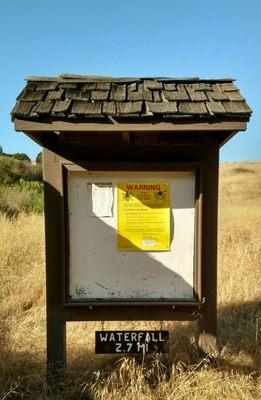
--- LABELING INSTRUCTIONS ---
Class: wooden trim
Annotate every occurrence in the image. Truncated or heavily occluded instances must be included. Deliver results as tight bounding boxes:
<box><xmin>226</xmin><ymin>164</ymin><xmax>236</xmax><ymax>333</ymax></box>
<box><xmin>194</xmin><ymin>164</ymin><xmax>203</xmax><ymax>301</ymax></box>
<box><xmin>63</xmin><ymin>161</ymin><xmax>200</xmax><ymax>172</ymax></box>
<box><xmin>64</xmin><ymin>300</ymin><xmax>201</xmax><ymax>307</ymax></box>
<box><xmin>219</xmin><ymin>130</ymin><xmax>238</xmax><ymax>147</ymax></box>
<box><xmin>62</xmin><ymin>161</ymin><xmax>202</xmax><ymax>308</ymax></box>
<box><xmin>15</xmin><ymin>117</ymin><xmax>247</xmax><ymax>132</ymax></box>
<box><xmin>43</xmin><ymin>149</ymin><xmax>66</xmax><ymax>373</ymax></box>
<box><xmin>61</xmin><ymin>305</ymin><xmax>202</xmax><ymax>322</ymax></box>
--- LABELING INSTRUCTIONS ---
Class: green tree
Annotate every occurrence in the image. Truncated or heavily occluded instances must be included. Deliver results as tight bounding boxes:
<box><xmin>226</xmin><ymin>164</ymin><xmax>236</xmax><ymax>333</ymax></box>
<box><xmin>12</xmin><ymin>153</ymin><xmax>31</xmax><ymax>162</ymax></box>
<box><xmin>36</xmin><ymin>152</ymin><xmax>42</xmax><ymax>164</ymax></box>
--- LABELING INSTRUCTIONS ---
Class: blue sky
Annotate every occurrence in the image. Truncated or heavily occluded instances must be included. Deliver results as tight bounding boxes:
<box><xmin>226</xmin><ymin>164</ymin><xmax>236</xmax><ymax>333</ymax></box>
<box><xmin>0</xmin><ymin>0</ymin><xmax>260</xmax><ymax>161</ymax></box>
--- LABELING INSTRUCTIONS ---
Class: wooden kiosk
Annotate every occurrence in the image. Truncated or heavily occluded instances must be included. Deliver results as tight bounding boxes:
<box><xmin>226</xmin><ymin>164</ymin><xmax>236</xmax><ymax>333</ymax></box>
<box><xmin>11</xmin><ymin>74</ymin><xmax>252</xmax><ymax>372</ymax></box>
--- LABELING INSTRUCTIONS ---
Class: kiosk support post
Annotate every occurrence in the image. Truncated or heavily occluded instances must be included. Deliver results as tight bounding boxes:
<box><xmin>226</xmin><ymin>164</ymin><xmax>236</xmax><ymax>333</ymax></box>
<box><xmin>44</xmin><ymin>149</ymin><xmax>66</xmax><ymax>374</ymax></box>
<box><xmin>198</xmin><ymin>140</ymin><xmax>219</xmax><ymax>355</ymax></box>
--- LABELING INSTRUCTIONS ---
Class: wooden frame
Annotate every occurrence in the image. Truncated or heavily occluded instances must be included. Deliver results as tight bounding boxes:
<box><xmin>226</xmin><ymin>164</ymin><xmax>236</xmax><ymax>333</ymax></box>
<box><xmin>43</xmin><ymin>133</ymin><xmax>219</xmax><ymax>372</ymax></box>
<box><xmin>62</xmin><ymin>161</ymin><xmax>202</xmax><ymax>307</ymax></box>
<box><xmin>15</xmin><ymin>117</ymin><xmax>247</xmax><ymax>132</ymax></box>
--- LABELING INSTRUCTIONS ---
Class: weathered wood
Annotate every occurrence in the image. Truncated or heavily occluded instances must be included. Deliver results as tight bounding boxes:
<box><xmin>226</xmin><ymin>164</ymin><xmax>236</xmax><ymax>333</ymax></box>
<box><xmin>65</xmin><ymin>89</ymin><xmax>90</xmax><ymax>101</ymax></box>
<box><xmin>223</xmin><ymin>101</ymin><xmax>252</xmax><ymax>114</ymax></box>
<box><xmin>35</xmin><ymin>82</ymin><xmax>58</xmax><ymax>91</ymax></box>
<box><xmin>143</xmin><ymin>88</ymin><xmax>153</xmax><ymax>101</ymax></box>
<box><xmin>186</xmin><ymin>85</ymin><xmax>208</xmax><ymax>101</ymax></box>
<box><xmin>127</xmin><ymin>83</ymin><xmax>137</xmax><ymax>91</ymax></box>
<box><xmin>26</xmin><ymin>75</ymin><xmax>235</xmax><ymax>83</ymax></box>
<box><xmin>220</xmin><ymin>82</ymin><xmax>238</xmax><ymax>91</ymax></box>
<box><xmin>127</xmin><ymin>84</ymin><xmax>143</xmax><ymax>101</ymax></box>
<box><xmin>59</xmin><ymin>74</ymin><xmax>141</xmax><ymax>83</ymax></box>
<box><xmin>117</xmin><ymin>101</ymin><xmax>143</xmax><ymax>114</ymax></box>
<box><xmin>144</xmin><ymin>80</ymin><xmax>163</xmax><ymax>90</ymax></box>
<box><xmin>15</xmin><ymin>118</ymin><xmax>248</xmax><ymax>132</ymax></box>
<box><xmin>110</xmin><ymin>84</ymin><xmax>126</xmax><ymax>101</ymax></box>
<box><xmin>12</xmin><ymin>101</ymin><xmax>36</xmax><ymax>117</ymax></box>
<box><xmin>91</xmin><ymin>90</ymin><xmax>109</xmax><ymax>100</ymax></box>
<box><xmin>96</xmin><ymin>82</ymin><xmax>111</xmax><ymax>90</ymax></box>
<box><xmin>26</xmin><ymin>76</ymin><xmax>57</xmax><ymax>81</ymax></box>
<box><xmin>191</xmin><ymin>83</ymin><xmax>212</xmax><ymax>91</ymax></box>
<box><xmin>17</xmin><ymin>90</ymin><xmax>45</xmax><ymax>101</ymax></box>
<box><xmin>102</xmin><ymin>102</ymin><xmax>117</xmax><ymax>115</ymax></box>
<box><xmin>207</xmin><ymin>84</ymin><xmax>228</xmax><ymax>101</ymax></box>
<box><xmin>206</xmin><ymin>101</ymin><xmax>226</xmax><ymax>115</ymax></box>
<box><xmin>52</xmin><ymin>99</ymin><xmax>72</xmax><ymax>114</ymax></box>
<box><xmin>163</xmin><ymin>86</ymin><xmax>189</xmax><ymax>101</ymax></box>
<box><xmin>12</xmin><ymin>78</ymin><xmax>252</xmax><ymax>121</ymax></box>
<box><xmin>153</xmin><ymin>91</ymin><xmax>162</xmax><ymax>102</ymax></box>
<box><xmin>58</xmin><ymin>83</ymin><xmax>78</xmax><ymax>89</ymax></box>
<box><xmin>34</xmin><ymin>101</ymin><xmax>54</xmax><ymax>114</ymax></box>
<box><xmin>179</xmin><ymin>102</ymin><xmax>208</xmax><ymax>114</ymax></box>
<box><xmin>24</xmin><ymin>82</ymin><xmax>38</xmax><ymax>91</ymax></box>
<box><xmin>163</xmin><ymin>83</ymin><xmax>176</xmax><ymax>91</ymax></box>
<box><xmin>82</xmin><ymin>83</ymin><xmax>96</xmax><ymax>90</ymax></box>
<box><xmin>71</xmin><ymin>101</ymin><xmax>102</xmax><ymax>115</ymax></box>
<box><xmin>225</xmin><ymin>91</ymin><xmax>245</xmax><ymax>101</ymax></box>
<box><xmin>146</xmin><ymin>101</ymin><xmax>178</xmax><ymax>114</ymax></box>
<box><xmin>46</xmin><ymin>89</ymin><xmax>64</xmax><ymax>100</ymax></box>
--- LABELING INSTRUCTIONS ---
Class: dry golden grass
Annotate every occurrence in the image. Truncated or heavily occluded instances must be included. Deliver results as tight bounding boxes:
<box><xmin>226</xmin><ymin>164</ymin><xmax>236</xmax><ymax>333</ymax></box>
<box><xmin>0</xmin><ymin>162</ymin><xmax>260</xmax><ymax>399</ymax></box>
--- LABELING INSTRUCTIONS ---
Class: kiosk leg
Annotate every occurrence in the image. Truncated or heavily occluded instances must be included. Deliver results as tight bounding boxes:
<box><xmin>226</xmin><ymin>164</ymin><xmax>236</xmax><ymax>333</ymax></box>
<box><xmin>197</xmin><ymin>140</ymin><xmax>219</xmax><ymax>357</ymax></box>
<box><xmin>47</xmin><ymin>318</ymin><xmax>66</xmax><ymax>377</ymax></box>
<box><xmin>198</xmin><ymin>316</ymin><xmax>218</xmax><ymax>356</ymax></box>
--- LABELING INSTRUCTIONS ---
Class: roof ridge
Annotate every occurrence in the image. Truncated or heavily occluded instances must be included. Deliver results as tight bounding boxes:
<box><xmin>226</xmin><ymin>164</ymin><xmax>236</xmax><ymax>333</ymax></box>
<box><xmin>25</xmin><ymin>75</ymin><xmax>235</xmax><ymax>83</ymax></box>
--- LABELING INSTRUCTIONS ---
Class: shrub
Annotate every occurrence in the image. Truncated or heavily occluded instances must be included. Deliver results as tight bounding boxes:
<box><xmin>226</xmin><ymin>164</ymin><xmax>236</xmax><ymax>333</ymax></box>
<box><xmin>0</xmin><ymin>184</ymin><xmax>44</xmax><ymax>217</ymax></box>
<box><xmin>232</xmin><ymin>166</ymin><xmax>255</xmax><ymax>174</ymax></box>
<box><xmin>0</xmin><ymin>155</ymin><xmax>42</xmax><ymax>185</ymax></box>
<box><xmin>12</xmin><ymin>153</ymin><xmax>31</xmax><ymax>162</ymax></box>
<box><xmin>23</xmin><ymin>163</ymin><xmax>42</xmax><ymax>182</ymax></box>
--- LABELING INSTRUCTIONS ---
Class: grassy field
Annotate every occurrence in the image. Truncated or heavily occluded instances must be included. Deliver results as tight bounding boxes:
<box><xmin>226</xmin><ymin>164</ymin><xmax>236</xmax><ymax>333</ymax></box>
<box><xmin>0</xmin><ymin>162</ymin><xmax>260</xmax><ymax>399</ymax></box>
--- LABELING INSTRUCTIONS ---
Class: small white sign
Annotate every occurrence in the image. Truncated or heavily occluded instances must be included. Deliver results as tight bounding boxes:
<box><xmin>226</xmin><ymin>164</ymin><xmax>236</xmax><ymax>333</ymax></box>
<box><xmin>88</xmin><ymin>182</ymin><xmax>113</xmax><ymax>217</ymax></box>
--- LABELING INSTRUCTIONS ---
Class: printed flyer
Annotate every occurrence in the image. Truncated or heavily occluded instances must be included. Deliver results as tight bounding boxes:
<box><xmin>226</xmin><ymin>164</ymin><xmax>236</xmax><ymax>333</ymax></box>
<box><xmin>117</xmin><ymin>182</ymin><xmax>170</xmax><ymax>251</ymax></box>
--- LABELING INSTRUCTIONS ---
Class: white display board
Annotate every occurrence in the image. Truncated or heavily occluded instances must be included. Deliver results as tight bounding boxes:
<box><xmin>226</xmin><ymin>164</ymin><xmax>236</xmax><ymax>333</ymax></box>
<box><xmin>68</xmin><ymin>170</ymin><xmax>196</xmax><ymax>300</ymax></box>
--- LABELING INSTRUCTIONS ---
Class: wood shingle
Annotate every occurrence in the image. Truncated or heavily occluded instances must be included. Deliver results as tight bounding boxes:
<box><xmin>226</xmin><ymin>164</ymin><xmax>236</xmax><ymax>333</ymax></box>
<box><xmin>52</xmin><ymin>99</ymin><xmax>72</xmax><ymax>114</ymax></box>
<box><xmin>65</xmin><ymin>89</ymin><xmax>90</xmax><ymax>101</ymax></box>
<box><xmin>179</xmin><ymin>102</ymin><xmax>208</xmax><ymax>114</ymax></box>
<box><xmin>163</xmin><ymin>86</ymin><xmax>190</xmax><ymax>101</ymax></box>
<box><xmin>222</xmin><ymin>101</ymin><xmax>252</xmax><ymax>114</ymax></box>
<box><xmin>110</xmin><ymin>85</ymin><xmax>126</xmax><ymax>101</ymax></box>
<box><xmin>117</xmin><ymin>101</ymin><xmax>143</xmax><ymax>115</ymax></box>
<box><xmin>146</xmin><ymin>101</ymin><xmax>178</xmax><ymax>114</ymax></box>
<box><xmin>91</xmin><ymin>90</ymin><xmax>109</xmax><ymax>101</ymax></box>
<box><xmin>206</xmin><ymin>101</ymin><xmax>226</xmax><ymax>115</ymax></box>
<box><xmin>34</xmin><ymin>101</ymin><xmax>54</xmax><ymax>114</ymax></box>
<box><xmin>71</xmin><ymin>101</ymin><xmax>102</xmax><ymax>115</ymax></box>
<box><xmin>11</xmin><ymin>75</ymin><xmax>252</xmax><ymax>121</ymax></box>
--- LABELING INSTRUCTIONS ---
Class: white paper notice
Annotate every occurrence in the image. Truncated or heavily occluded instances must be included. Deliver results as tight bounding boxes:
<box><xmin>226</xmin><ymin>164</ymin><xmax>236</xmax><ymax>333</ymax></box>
<box><xmin>88</xmin><ymin>183</ymin><xmax>113</xmax><ymax>217</ymax></box>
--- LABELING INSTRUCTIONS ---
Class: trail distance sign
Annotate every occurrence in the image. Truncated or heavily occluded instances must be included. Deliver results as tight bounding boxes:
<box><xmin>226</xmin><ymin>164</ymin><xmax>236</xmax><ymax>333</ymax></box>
<box><xmin>95</xmin><ymin>330</ymin><xmax>169</xmax><ymax>354</ymax></box>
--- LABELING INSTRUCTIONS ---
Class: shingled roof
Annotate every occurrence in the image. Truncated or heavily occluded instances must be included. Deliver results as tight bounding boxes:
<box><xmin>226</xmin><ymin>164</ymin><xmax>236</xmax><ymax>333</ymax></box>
<box><xmin>11</xmin><ymin>74</ymin><xmax>252</xmax><ymax>121</ymax></box>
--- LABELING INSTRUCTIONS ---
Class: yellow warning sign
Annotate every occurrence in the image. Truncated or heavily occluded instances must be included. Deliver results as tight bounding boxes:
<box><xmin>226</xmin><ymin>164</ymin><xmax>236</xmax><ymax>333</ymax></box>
<box><xmin>117</xmin><ymin>182</ymin><xmax>170</xmax><ymax>251</ymax></box>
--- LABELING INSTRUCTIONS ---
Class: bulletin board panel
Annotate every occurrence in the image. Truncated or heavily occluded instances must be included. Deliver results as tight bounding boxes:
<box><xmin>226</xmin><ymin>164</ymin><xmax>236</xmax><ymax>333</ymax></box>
<box><xmin>65</xmin><ymin>164</ymin><xmax>201</xmax><ymax>303</ymax></box>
